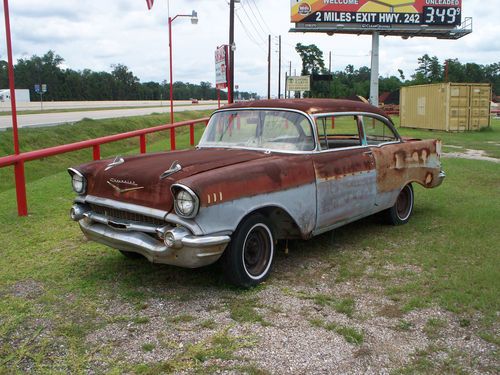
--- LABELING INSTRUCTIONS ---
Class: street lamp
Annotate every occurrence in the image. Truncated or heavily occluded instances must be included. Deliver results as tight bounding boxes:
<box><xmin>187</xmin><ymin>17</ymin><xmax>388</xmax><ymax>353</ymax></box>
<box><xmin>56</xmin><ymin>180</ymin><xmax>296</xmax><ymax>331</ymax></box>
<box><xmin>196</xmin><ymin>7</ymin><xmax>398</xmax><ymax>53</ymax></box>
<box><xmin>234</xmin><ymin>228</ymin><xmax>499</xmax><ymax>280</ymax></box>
<box><xmin>168</xmin><ymin>10</ymin><xmax>198</xmax><ymax>150</ymax></box>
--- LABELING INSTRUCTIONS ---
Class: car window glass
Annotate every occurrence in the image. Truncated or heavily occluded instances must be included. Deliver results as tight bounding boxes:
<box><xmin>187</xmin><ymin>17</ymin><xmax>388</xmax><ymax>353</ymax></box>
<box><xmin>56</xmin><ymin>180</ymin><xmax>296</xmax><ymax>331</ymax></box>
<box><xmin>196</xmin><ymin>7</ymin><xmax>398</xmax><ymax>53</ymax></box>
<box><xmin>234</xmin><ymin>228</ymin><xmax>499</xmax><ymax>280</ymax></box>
<box><xmin>199</xmin><ymin>110</ymin><xmax>315</xmax><ymax>151</ymax></box>
<box><xmin>362</xmin><ymin>116</ymin><xmax>398</xmax><ymax>145</ymax></box>
<box><xmin>316</xmin><ymin>115</ymin><xmax>361</xmax><ymax>150</ymax></box>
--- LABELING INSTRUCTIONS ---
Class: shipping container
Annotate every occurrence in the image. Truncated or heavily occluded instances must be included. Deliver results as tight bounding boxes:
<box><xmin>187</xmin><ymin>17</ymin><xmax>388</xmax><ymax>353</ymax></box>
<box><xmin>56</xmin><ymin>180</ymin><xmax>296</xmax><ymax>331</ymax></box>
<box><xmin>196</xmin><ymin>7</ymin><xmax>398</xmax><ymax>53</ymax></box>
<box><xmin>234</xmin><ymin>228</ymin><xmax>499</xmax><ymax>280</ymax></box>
<box><xmin>400</xmin><ymin>83</ymin><xmax>491</xmax><ymax>132</ymax></box>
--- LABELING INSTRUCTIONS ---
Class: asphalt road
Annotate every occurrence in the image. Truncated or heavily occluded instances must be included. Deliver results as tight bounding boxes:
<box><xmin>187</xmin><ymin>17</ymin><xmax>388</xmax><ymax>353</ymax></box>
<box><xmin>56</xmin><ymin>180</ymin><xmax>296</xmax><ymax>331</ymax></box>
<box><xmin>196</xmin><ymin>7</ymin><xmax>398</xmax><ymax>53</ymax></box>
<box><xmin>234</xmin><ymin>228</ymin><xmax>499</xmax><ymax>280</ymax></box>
<box><xmin>0</xmin><ymin>103</ymin><xmax>219</xmax><ymax>130</ymax></box>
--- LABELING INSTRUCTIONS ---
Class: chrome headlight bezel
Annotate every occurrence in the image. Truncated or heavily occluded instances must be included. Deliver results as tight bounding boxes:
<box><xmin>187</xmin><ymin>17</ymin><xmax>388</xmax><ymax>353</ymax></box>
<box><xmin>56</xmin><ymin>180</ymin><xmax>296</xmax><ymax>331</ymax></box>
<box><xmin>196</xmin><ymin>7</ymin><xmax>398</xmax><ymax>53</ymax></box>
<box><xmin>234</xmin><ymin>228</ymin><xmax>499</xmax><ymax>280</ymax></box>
<box><xmin>68</xmin><ymin>168</ymin><xmax>87</xmax><ymax>195</ymax></box>
<box><xmin>171</xmin><ymin>184</ymin><xmax>199</xmax><ymax>219</ymax></box>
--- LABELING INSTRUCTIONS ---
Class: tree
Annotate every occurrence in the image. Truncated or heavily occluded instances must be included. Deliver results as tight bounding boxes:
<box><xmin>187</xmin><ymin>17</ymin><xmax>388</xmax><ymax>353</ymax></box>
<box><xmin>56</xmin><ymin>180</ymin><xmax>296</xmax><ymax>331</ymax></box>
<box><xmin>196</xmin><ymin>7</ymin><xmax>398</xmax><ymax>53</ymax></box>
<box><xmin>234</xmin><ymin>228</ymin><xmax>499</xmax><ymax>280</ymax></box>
<box><xmin>295</xmin><ymin>43</ymin><xmax>326</xmax><ymax>76</ymax></box>
<box><xmin>413</xmin><ymin>54</ymin><xmax>442</xmax><ymax>83</ymax></box>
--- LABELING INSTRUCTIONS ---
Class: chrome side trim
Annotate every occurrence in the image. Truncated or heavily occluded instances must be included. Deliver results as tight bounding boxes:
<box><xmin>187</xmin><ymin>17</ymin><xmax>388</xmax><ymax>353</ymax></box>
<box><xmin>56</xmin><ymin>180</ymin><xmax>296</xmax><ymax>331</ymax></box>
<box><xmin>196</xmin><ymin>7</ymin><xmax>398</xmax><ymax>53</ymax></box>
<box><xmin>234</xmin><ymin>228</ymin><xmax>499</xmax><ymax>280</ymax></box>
<box><xmin>82</xmin><ymin>195</ymin><xmax>168</xmax><ymax>221</ymax></box>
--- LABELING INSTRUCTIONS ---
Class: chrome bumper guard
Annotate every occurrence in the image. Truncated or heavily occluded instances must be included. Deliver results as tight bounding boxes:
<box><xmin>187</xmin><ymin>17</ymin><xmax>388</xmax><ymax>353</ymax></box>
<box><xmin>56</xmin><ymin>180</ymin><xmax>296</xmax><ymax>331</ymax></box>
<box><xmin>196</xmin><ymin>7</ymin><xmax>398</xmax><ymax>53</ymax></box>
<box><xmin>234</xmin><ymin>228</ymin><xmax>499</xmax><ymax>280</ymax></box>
<box><xmin>435</xmin><ymin>170</ymin><xmax>446</xmax><ymax>187</ymax></box>
<box><xmin>71</xmin><ymin>203</ymin><xmax>230</xmax><ymax>268</ymax></box>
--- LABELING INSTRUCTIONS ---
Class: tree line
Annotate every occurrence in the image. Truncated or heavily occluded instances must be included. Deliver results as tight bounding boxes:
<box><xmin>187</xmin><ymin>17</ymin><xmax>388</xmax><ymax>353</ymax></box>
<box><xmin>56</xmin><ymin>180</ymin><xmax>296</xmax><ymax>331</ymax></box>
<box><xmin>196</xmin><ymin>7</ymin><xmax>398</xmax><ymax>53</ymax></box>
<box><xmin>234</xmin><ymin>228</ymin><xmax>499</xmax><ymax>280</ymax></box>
<box><xmin>294</xmin><ymin>43</ymin><xmax>499</xmax><ymax>99</ymax></box>
<box><xmin>0</xmin><ymin>51</ymin><xmax>258</xmax><ymax>102</ymax></box>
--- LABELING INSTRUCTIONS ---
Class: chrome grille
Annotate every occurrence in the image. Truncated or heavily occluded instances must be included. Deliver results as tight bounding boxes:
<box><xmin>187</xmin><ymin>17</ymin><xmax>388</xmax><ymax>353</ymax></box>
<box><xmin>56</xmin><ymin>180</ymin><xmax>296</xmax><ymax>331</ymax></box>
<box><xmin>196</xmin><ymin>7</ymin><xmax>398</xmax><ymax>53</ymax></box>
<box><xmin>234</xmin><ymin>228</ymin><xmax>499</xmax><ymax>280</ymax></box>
<box><xmin>90</xmin><ymin>204</ymin><xmax>165</xmax><ymax>226</ymax></box>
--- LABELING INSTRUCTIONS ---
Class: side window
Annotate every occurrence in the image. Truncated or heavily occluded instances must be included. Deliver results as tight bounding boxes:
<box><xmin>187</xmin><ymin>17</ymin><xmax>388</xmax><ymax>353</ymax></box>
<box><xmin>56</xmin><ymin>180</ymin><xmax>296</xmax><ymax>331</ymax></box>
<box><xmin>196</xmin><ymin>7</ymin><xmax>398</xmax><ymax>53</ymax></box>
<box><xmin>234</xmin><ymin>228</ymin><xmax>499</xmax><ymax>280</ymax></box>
<box><xmin>316</xmin><ymin>115</ymin><xmax>361</xmax><ymax>150</ymax></box>
<box><xmin>362</xmin><ymin>116</ymin><xmax>399</xmax><ymax>145</ymax></box>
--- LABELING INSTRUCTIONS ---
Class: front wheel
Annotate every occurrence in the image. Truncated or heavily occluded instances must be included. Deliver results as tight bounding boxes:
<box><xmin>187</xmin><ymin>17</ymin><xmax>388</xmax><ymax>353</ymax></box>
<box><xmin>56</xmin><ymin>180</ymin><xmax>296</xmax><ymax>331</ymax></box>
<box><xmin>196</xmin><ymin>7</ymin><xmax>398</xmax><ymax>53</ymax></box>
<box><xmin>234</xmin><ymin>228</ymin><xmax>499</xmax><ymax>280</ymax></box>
<box><xmin>222</xmin><ymin>214</ymin><xmax>275</xmax><ymax>288</ymax></box>
<box><xmin>384</xmin><ymin>184</ymin><xmax>414</xmax><ymax>225</ymax></box>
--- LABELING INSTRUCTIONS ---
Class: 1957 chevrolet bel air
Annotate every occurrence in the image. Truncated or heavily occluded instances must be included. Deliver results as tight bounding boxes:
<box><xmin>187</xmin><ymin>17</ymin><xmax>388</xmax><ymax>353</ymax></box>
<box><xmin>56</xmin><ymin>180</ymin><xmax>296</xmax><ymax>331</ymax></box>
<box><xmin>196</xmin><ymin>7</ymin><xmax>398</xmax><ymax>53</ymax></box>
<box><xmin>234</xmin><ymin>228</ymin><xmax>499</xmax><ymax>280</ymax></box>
<box><xmin>69</xmin><ymin>99</ymin><xmax>445</xmax><ymax>287</ymax></box>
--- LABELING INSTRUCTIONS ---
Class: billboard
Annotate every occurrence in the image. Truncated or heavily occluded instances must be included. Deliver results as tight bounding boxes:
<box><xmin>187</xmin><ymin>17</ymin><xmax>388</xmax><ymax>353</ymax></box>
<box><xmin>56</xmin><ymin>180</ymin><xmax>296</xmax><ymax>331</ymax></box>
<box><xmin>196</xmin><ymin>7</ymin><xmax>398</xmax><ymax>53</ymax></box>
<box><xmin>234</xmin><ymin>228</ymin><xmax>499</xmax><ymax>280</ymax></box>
<box><xmin>291</xmin><ymin>0</ymin><xmax>462</xmax><ymax>27</ymax></box>
<box><xmin>215</xmin><ymin>45</ymin><xmax>229</xmax><ymax>89</ymax></box>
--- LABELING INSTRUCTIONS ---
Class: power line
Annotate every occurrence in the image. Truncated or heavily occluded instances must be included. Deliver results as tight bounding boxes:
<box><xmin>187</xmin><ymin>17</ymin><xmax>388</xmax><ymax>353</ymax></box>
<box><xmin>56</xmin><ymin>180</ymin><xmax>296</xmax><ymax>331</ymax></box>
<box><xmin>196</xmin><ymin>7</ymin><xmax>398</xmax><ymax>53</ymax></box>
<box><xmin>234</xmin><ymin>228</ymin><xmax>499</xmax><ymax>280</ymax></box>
<box><xmin>243</xmin><ymin>0</ymin><xmax>270</xmax><ymax>38</ymax></box>
<box><xmin>247</xmin><ymin>0</ymin><xmax>273</xmax><ymax>35</ymax></box>
<box><xmin>234</xmin><ymin>10</ymin><xmax>267</xmax><ymax>54</ymax></box>
<box><xmin>238</xmin><ymin>2</ymin><xmax>267</xmax><ymax>44</ymax></box>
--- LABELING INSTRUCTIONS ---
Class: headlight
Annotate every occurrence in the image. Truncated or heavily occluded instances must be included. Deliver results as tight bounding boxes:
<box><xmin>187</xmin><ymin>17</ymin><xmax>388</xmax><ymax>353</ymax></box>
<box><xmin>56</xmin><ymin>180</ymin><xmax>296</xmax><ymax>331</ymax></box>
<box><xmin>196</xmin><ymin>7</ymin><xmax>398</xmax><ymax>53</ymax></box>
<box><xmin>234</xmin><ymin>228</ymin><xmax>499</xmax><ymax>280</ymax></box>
<box><xmin>68</xmin><ymin>168</ymin><xmax>87</xmax><ymax>195</ymax></box>
<box><xmin>172</xmin><ymin>185</ymin><xmax>199</xmax><ymax>218</ymax></box>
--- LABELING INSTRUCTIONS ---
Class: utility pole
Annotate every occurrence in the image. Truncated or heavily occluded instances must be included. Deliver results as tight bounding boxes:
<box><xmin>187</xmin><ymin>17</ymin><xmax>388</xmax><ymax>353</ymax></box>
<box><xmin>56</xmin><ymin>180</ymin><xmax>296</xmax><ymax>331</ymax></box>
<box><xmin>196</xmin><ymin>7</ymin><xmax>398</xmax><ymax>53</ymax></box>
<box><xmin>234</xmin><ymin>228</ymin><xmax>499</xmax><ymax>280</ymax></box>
<box><xmin>289</xmin><ymin>61</ymin><xmax>292</xmax><ymax>99</ymax></box>
<box><xmin>329</xmin><ymin>51</ymin><xmax>332</xmax><ymax>73</ymax></box>
<box><xmin>284</xmin><ymin>72</ymin><xmax>288</xmax><ymax>99</ymax></box>
<box><xmin>267</xmin><ymin>34</ymin><xmax>271</xmax><ymax>100</ymax></box>
<box><xmin>278</xmin><ymin>35</ymin><xmax>281</xmax><ymax>99</ymax></box>
<box><xmin>229</xmin><ymin>0</ymin><xmax>235</xmax><ymax>103</ymax></box>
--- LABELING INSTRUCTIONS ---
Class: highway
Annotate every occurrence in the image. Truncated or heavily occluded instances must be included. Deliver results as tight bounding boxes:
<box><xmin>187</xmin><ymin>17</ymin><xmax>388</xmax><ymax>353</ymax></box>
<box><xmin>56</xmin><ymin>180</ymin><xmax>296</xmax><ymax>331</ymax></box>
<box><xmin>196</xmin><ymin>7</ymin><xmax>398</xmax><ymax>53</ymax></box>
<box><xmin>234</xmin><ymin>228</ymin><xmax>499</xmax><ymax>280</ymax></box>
<box><xmin>0</xmin><ymin>102</ymin><xmax>220</xmax><ymax>130</ymax></box>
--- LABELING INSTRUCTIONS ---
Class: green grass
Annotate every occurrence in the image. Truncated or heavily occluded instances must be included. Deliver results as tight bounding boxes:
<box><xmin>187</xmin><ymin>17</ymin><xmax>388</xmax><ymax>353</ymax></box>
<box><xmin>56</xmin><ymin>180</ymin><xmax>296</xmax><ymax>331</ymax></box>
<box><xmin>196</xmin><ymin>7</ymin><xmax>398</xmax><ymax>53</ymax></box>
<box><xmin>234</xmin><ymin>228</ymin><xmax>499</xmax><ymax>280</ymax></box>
<box><xmin>0</xmin><ymin>112</ymin><xmax>498</xmax><ymax>372</ymax></box>
<box><xmin>310</xmin><ymin>318</ymin><xmax>364</xmax><ymax>345</ymax></box>
<box><xmin>228</xmin><ymin>297</ymin><xmax>271</xmax><ymax>326</ymax></box>
<box><xmin>283</xmin><ymin>289</ymin><xmax>355</xmax><ymax>317</ymax></box>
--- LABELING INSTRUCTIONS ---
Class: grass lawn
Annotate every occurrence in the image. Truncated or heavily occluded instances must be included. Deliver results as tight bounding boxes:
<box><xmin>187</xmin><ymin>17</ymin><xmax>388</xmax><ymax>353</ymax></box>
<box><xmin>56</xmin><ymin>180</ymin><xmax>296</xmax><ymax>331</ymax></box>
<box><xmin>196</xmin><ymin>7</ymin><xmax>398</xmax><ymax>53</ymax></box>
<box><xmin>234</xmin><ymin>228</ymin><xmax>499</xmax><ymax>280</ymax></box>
<box><xmin>0</xmin><ymin>113</ymin><xmax>498</xmax><ymax>373</ymax></box>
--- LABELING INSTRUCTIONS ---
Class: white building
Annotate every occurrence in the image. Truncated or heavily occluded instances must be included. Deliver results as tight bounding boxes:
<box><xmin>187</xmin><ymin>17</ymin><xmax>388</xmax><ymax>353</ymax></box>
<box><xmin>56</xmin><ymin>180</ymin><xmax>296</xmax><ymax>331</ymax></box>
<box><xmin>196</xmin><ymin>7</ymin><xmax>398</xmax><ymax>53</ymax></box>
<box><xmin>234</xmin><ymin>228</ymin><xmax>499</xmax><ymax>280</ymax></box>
<box><xmin>0</xmin><ymin>89</ymin><xmax>31</xmax><ymax>102</ymax></box>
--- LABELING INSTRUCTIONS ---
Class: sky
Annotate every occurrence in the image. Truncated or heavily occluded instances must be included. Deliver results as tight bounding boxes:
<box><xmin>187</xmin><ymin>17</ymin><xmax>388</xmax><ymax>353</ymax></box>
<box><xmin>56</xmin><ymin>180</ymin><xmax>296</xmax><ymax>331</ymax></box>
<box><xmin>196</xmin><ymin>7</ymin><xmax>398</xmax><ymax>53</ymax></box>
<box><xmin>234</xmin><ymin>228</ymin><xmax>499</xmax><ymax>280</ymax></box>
<box><xmin>0</xmin><ymin>0</ymin><xmax>498</xmax><ymax>97</ymax></box>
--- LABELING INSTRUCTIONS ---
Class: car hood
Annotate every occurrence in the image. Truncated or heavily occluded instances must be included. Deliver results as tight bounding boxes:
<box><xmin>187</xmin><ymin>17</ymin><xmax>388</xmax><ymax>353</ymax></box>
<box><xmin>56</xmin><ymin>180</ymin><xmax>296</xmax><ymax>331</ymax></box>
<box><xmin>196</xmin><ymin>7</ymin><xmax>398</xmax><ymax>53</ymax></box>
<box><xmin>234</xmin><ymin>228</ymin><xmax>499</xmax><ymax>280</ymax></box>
<box><xmin>76</xmin><ymin>148</ymin><xmax>269</xmax><ymax>211</ymax></box>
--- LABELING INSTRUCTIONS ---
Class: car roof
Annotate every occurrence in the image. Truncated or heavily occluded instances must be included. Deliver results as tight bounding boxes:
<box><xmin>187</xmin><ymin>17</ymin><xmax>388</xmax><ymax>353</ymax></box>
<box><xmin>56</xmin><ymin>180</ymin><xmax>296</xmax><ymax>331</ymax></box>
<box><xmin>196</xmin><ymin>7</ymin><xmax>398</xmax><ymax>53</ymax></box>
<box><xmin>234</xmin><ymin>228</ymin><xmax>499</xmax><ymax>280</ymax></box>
<box><xmin>222</xmin><ymin>98</ymin><xmax>388</xmax><ymax>117</ymax></box>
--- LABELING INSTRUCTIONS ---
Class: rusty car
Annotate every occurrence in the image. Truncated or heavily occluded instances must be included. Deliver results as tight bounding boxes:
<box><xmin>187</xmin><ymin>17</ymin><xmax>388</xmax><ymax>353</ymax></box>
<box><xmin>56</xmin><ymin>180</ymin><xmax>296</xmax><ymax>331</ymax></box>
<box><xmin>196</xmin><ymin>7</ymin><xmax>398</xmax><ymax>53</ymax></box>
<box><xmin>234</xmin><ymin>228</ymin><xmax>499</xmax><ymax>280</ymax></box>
<box><xmin>68</xmin><ymin>99</ymin><xmax>445</xmax><ymax>287</ymax></box>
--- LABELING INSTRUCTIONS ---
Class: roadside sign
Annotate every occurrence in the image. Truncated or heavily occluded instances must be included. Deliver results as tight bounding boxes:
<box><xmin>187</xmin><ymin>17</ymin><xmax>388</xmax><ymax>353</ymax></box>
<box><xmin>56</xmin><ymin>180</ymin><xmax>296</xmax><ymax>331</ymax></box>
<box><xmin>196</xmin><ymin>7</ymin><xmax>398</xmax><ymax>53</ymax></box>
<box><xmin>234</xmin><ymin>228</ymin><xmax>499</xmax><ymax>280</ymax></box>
<box><xmin>34</xmin><ymin>84</ymin><xmax>48</xmax><ymax>94</ymax></box>
<box><xmin>286</xmin><ymin>76</ymin><xmax>311</xmax><ymax>91</ymax></box>
<box><xmin>215</xmin><ymin>45</ymin><xmax>229</xmax><ymax>89</ymax></box>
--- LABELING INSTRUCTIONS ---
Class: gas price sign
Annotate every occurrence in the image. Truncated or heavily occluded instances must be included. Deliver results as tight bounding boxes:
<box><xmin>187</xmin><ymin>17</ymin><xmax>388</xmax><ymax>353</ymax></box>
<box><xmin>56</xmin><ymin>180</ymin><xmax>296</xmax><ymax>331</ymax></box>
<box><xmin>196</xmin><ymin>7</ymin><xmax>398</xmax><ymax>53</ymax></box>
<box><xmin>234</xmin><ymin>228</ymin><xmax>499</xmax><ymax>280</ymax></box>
<box><xmin>291</xmin><ymin>0</ymin><xmax>462</xmax><ymax>27</ymax></box>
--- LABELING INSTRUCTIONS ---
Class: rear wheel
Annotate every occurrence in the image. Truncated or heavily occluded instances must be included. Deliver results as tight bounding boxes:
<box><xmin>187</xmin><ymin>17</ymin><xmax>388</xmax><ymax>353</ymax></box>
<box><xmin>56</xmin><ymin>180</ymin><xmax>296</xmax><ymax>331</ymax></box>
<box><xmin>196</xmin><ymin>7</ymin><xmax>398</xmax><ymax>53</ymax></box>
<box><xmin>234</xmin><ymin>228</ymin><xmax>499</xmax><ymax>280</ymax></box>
<box><xmin>222</xmin><ymin>214</ymin><xmax>274</xmax><ymax>288</ymax></box>
<box><xmin>384</xmin><ymin>184</ymin><xmax>414</xmax><ymax>225</ymax></box>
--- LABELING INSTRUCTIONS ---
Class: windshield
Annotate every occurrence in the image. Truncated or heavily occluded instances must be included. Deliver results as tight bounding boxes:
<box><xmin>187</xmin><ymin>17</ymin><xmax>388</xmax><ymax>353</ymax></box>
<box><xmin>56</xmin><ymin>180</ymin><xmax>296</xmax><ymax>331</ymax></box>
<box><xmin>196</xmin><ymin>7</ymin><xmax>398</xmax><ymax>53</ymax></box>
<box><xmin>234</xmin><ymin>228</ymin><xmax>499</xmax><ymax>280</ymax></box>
<box><xmin>199</xmin><ymin>109</ymin><xmax>315</xmax><ymax>152</ymax></box>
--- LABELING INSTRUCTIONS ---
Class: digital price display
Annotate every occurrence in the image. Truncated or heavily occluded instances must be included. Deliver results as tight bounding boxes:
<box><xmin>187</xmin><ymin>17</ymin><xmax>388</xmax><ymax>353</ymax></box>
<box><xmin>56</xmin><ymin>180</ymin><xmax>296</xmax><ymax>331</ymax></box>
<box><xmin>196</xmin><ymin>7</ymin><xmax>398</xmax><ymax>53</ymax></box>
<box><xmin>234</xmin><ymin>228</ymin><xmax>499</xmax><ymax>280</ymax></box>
<box><xmin>291</xmin><ymin>0</ymin><xmax>462</xmax><ymax>27</ymax></box>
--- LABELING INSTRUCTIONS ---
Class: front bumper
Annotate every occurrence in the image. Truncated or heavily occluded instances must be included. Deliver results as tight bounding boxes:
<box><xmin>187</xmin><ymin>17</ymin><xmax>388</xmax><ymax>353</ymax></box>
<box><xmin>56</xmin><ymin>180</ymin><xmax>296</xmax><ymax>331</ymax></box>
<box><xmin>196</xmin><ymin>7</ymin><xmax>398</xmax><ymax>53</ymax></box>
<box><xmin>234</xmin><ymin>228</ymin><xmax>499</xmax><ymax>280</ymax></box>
<box><xmin>72</xmin><ymin>203</ymin><xmax>230</xmax><ymax>268</ymax></box>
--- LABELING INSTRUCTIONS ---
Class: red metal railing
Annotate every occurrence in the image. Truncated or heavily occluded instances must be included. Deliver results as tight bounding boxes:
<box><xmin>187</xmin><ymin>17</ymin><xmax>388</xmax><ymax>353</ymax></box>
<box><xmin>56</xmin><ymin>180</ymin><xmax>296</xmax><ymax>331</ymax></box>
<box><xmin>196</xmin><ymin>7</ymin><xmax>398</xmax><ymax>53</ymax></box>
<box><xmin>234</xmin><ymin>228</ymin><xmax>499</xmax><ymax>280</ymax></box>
<box><xmin>0</xmin><ymin>117</ymin><xmax>209</xmax><ymax>216</ymax></box>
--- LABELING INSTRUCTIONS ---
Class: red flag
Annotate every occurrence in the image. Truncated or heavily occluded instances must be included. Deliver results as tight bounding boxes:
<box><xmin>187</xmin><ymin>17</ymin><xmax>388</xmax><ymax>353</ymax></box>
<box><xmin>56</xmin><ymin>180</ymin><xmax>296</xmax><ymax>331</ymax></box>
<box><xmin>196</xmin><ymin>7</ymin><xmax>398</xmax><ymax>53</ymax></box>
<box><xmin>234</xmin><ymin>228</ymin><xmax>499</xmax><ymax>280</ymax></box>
<box><xmin>146</xmin><ymin>0</ymin><xmax>154</xmax><ymax>10</ymax></box>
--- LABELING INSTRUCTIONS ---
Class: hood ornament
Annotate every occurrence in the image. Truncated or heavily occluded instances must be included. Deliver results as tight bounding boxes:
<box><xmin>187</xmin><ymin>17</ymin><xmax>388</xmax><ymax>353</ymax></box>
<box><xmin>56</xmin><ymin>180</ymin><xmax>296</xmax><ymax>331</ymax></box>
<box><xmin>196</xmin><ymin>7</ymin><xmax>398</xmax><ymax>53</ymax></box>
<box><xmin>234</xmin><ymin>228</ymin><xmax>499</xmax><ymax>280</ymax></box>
<box><xmin>160</xmin><ymin>161</ymin><xmax>182</xmax><ymax>180</ymax></box>
<box><xmin>105</xmin><ymin>156</ymin><xmax>125</xmax><ymax>171</ymax></box>
<box><xmin>107</xmin><ymin>178</ymin><xmax>144</xmax><ymax>194</ymax></box>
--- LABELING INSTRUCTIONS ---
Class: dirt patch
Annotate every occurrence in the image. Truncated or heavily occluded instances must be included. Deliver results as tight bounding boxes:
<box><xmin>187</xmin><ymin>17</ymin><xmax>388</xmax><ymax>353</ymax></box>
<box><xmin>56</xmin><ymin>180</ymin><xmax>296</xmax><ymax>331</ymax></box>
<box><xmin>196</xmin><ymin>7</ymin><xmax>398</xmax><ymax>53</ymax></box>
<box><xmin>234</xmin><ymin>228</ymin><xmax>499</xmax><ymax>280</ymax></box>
<box><xmin>78</xmin><ymin>268</ymin><xmax>498</xmax><ymax>374</ymax></box>
<box><xmin>443</xmin><ymin>149</ymin><xmax>500</xmax><ymax>163</ymax></box>
<box><xmin>9</xmin><ymin>279</ymin><xmax>45</xmax><ymax>299</ymax></box>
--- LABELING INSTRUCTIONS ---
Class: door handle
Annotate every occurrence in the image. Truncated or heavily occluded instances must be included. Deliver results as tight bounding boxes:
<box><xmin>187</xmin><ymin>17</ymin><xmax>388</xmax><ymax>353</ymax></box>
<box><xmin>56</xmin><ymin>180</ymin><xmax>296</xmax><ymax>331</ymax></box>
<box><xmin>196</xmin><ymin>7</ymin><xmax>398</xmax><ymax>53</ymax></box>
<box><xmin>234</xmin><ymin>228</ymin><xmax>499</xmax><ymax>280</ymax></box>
<box><xmin>363</xmin><ymin>150</ymin><xmax>373</xmax><ymax>155</ymax></box>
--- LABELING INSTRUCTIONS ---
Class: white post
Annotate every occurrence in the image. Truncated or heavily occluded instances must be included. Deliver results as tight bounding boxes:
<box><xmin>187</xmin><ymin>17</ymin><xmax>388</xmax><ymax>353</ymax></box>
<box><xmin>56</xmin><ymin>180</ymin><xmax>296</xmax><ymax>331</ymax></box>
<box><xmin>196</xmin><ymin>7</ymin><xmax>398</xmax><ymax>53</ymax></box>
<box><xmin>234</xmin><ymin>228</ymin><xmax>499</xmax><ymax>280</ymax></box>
<box><xmin>369</xmin><ymin>32</ymin><xmax>379</xmax><ymax>107</ymax></box>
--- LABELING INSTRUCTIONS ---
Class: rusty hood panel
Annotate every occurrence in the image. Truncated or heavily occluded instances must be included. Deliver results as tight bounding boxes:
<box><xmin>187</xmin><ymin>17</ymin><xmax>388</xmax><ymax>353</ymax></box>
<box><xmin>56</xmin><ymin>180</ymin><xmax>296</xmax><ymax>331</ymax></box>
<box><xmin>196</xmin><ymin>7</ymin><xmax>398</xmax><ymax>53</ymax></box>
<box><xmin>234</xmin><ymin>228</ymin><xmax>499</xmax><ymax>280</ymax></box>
<box><xmin>73</xmin><ymin>148</ymin><xmax>270</xmax><ymax>211</ymax></box>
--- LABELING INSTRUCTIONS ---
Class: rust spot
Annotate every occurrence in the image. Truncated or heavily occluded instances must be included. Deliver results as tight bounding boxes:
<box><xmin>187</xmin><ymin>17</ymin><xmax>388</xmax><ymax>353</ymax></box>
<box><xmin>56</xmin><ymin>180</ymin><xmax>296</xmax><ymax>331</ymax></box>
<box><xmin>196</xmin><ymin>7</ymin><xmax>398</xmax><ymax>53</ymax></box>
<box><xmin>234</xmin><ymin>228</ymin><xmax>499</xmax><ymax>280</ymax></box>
<box><xmin>421</xmin><ymin>149</ymin><xmax>428</xmax><ymax>163</ymax></box>
<box><xmin>425</xmin><ymin>173</ymin><xmax>433</xmax><ymax>185</ymax></box>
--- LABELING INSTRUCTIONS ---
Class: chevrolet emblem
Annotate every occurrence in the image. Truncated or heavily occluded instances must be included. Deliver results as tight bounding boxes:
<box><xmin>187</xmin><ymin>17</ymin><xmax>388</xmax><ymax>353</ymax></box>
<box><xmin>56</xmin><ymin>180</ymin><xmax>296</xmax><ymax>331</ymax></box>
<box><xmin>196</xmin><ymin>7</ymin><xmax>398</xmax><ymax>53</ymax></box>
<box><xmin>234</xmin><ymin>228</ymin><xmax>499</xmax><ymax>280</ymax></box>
<box><xmin>107</xmin><ymin>181</ymin><xmax>144</xmax><ymax>194</ymax></box>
